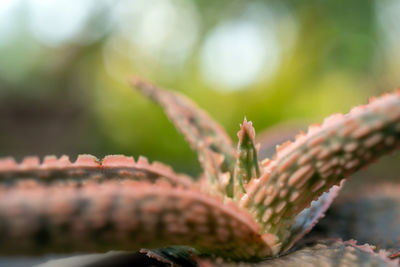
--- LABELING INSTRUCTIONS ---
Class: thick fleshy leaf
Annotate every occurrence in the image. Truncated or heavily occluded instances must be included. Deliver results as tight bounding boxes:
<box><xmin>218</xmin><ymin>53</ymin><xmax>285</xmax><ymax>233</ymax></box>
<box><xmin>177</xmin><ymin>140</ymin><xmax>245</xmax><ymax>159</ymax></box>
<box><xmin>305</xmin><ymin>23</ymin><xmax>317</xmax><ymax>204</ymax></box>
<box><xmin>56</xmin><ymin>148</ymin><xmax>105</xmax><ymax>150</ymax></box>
<box><xmin>233</xmin><ymin>118</ymin><xmax>261</xmax><ymax>196</ymax></box>
<box><xmin>0</xmin><ymin>180</ymin><xmax>271</xmax><ymax>260</ymax></box>
<box><xmin>238</xmin><ymin>91</ymin><xmax>400</xmax><ymax>254</ymax></box>
<box><xmin>310</xmin><ymin>183</ymin><xmax>400</xmax><ymax>254</ymax></box>
<box><xmin>130</xmin><ymin>77</ymin><xmax>236</xmax><ymax>195</ymax></box>
<box><xmin>196</xmin><ymin>240</ymin><xmax>398</xmax><ymax>267</ymax></box>
<box><xmin>31</xmin><ymin>240</ymin><xmax>400</xmax><ymax>267</ymax></box>
<box><xmin>281</xmin><ymin>181</ymin><xmax>343</xmax><ymax>253</ymax></box>
<box><xmin>256</xmin><ymin>122</ymin><xmax>343</xmax><ymax>253</ymax></box>
<box><xmin>0</xmin><ymin>154</ymin><xmax>193</xmax><ymax>187</ymax></box>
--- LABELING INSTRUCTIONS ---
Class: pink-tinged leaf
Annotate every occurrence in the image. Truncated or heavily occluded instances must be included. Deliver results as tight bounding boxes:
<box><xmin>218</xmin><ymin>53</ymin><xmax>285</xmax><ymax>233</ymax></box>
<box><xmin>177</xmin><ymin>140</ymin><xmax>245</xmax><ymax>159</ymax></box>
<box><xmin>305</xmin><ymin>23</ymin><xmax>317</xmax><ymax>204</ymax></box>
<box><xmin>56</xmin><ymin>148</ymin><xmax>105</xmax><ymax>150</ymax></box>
<box><xmin>196</xmin><ymin>240</ymin><xmax>398</xmax><ymax>267</ymax></box>
<box><xmin>35</xmin><ymin>240</ymin><xmax>400</xmax><ymax>266</ymax></box>
<box><xmin>0</xmin><ymin>180</ymin><xmax>271</xmax><ymax>260</ymax></box>
<box><xmin>130</xmin><ymin>77</ymin><xmax>236</xmax><ymax>195</ymax></box>
<box><xmin>0</xmin><ymin>154</ymin><xmax>193</xmax><ymax>187</ymax></box>
<box><xmin>233</xmin><ymin>118</ymin><xmax>261</xmax><ymax>196</ymax></box>
<box><xmin>238</xmin><ymin>91</ymin><xmax>400</xmax><ymax>254</ymax></box>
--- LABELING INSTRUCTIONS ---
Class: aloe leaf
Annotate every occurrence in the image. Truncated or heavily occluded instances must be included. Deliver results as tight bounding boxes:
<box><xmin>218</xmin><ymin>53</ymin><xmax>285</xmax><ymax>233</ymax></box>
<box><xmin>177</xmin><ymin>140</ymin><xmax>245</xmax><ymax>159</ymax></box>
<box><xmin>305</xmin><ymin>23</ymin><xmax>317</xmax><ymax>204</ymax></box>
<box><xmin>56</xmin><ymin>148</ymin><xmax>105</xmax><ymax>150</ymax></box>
<box><xmin>281</xmin><ymin>181</ymin><xmax>343</xmax><ymax>253</ymax></box>
<box><xmin>238</xmin><ymin>91</ymin><xmax>400</xmax><ymax>253</ymax></box>
<box><xmin>196</xmin><ymin>240</ymin><xmax>398</xmax><ymax>267</ymax></box>
<box><xmin>267</xmin><ymin>240</ymin><xmax>398</xmax><ymax>267</ymax></box>
<box><xmin>311</xmin><ymin>183</ymin><xmax>400</xmax><ymax>254</ymax></box>
<box><xmin>131</xmin><ymin>77</ymin><xmax>236</xmax><ymax>195</ymax></box>
<box><xmin>0</xmin><ymin>154</ymin><xmax>193</xmax><ymax>187</ymax></box>
<box><xmin>34</xmin><ymin>240</ymin><xmax>400</xmax><ymax>267</ymax></box>
<box><xmin>233</xmin><ymin>118</ymin><xmax>261</xmax><ymax>196</ymax></box>
<box><xmin>0</xmin><ymin>180</ymin><xmax>271</xmax><ymax>260</ymax></box>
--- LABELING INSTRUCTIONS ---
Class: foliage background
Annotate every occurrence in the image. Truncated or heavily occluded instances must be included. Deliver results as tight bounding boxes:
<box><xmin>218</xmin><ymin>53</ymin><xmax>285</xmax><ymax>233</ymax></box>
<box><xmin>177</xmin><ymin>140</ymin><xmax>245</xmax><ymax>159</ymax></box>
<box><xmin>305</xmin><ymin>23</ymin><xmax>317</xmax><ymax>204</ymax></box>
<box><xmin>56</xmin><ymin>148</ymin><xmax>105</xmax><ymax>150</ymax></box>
<box><xmin>0</xmin><ymin>0</ymin><xmax>399</xmax><ymax>175</ymax></box>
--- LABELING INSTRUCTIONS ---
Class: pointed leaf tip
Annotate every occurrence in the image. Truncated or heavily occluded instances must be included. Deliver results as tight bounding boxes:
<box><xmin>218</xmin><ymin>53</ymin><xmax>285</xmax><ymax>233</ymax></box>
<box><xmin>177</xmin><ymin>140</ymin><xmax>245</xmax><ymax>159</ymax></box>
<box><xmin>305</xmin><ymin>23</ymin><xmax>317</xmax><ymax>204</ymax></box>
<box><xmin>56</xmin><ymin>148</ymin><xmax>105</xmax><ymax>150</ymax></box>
<box><xmin>237</xmin><ymin>118</ymin><xmax>256</xmax><ymax>142</ymax></box>
<box><xmin>130</xmin><ymin>76</ymin><xmax>158</xmax><ymax>98</ymax></box>
<box><xmin>233</xmin><ymin>118</ymin><xmax>261</xmax><ymax>196</ymax></box>
<box><xmin>130</xmin><ymin>76</ymin><xmax>236</xmax><ymax>196</ymax></box>
<box><xmin>238</xmin><ymin>90</ymin><xmax>400</xmax><ymax>255</ymax></box>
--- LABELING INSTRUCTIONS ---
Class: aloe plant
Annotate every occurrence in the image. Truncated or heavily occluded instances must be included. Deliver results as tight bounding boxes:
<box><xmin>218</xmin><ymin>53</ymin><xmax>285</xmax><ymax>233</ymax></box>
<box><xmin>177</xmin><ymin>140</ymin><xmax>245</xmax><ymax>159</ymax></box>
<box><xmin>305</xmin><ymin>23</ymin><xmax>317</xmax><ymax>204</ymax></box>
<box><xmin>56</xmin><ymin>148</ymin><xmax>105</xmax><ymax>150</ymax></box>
<box><xmin>0</xmin><ymin>78</ymin><xmax>399</xmax><ymax>266</ymax></box>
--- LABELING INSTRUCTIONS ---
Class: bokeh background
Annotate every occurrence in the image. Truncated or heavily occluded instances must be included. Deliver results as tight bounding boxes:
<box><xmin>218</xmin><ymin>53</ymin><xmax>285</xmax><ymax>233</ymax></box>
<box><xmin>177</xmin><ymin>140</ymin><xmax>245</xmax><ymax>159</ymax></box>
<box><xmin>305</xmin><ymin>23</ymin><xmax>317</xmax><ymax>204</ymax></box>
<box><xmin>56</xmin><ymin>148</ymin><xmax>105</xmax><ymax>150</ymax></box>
<box><xmin>0</xmin><ymin>0</ymin><xmax>399</xmax><ymax>175</ymax></box>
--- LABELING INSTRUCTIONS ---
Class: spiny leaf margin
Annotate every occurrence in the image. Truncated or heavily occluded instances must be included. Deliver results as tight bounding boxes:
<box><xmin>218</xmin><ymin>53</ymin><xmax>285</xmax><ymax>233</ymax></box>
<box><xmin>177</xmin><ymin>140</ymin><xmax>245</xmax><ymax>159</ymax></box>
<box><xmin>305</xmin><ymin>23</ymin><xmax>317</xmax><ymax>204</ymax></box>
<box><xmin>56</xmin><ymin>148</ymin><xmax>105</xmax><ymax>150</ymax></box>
<box><xmin>233</xmin><ymin>118</ymin><xmax>261</xmax><ymax>197</ymax></box>
<box><xmin>0</xmin><ymin>179</ymin><xmax>272</xmax><ymax>260</ymax></box>
<box><xmin>0</xmin><ymin>154</ymin><xmax>193</xmax><ymax>187</ymax></box>
<box><xmin>239</xmin><ymin>90</ymin><xmax>400</xmax><ymax>254</ymax></box>
<box><xmin>130</xmin><ymin>77</ymin><xmax>236</xmax><ymax>196</ymax></box>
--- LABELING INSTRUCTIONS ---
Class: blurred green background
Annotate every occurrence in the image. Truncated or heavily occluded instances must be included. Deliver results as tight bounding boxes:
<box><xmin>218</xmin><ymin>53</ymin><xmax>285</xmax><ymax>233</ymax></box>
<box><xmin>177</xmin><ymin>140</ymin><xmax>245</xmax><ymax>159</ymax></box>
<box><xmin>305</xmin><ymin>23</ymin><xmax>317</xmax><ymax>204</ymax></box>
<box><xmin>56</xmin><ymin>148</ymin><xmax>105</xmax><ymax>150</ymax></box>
<box><xmin>0</xmin><ymin>0</ymin><xmax>399</xmax><ymax>175</ymax></box>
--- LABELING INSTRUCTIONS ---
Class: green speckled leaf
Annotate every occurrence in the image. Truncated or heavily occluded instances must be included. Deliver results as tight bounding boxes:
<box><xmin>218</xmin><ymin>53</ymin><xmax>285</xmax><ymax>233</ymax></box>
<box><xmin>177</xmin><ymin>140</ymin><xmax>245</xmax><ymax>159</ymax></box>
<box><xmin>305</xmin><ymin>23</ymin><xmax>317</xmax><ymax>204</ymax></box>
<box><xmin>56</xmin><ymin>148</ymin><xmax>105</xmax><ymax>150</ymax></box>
<box><xmin>281</xmin><ymin>182</ymin><xmax>343</xmax><ymax>253</ymax></box>
<box><xmin>238</xmin><ymin>91</ymin><xmax>400</xmax><ymax>252</ymax></box>
<box><xmin>233</xmin><ymin>118</ymin><xmax>261</xmax><ymax>196</ymax></box>
<box><xmin>131</xmin><ymin>77</ymin><xmax>236</xmax><ymax>195</ymax></box>
<box><xmin>0</xmin><ymin>180</ymin><xmax>270</xmax><ymax>260</ymax></box>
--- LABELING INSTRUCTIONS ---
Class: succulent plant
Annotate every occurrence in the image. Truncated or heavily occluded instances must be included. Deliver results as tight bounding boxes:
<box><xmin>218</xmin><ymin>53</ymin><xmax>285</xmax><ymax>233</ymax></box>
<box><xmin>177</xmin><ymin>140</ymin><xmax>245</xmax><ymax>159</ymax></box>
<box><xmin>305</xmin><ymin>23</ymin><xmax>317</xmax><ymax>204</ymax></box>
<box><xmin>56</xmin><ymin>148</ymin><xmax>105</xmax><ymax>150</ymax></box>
<box><xmin>0</xmin><ymin>78</ymin><xmax>399</xmax><ymax>266</ymax></box>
